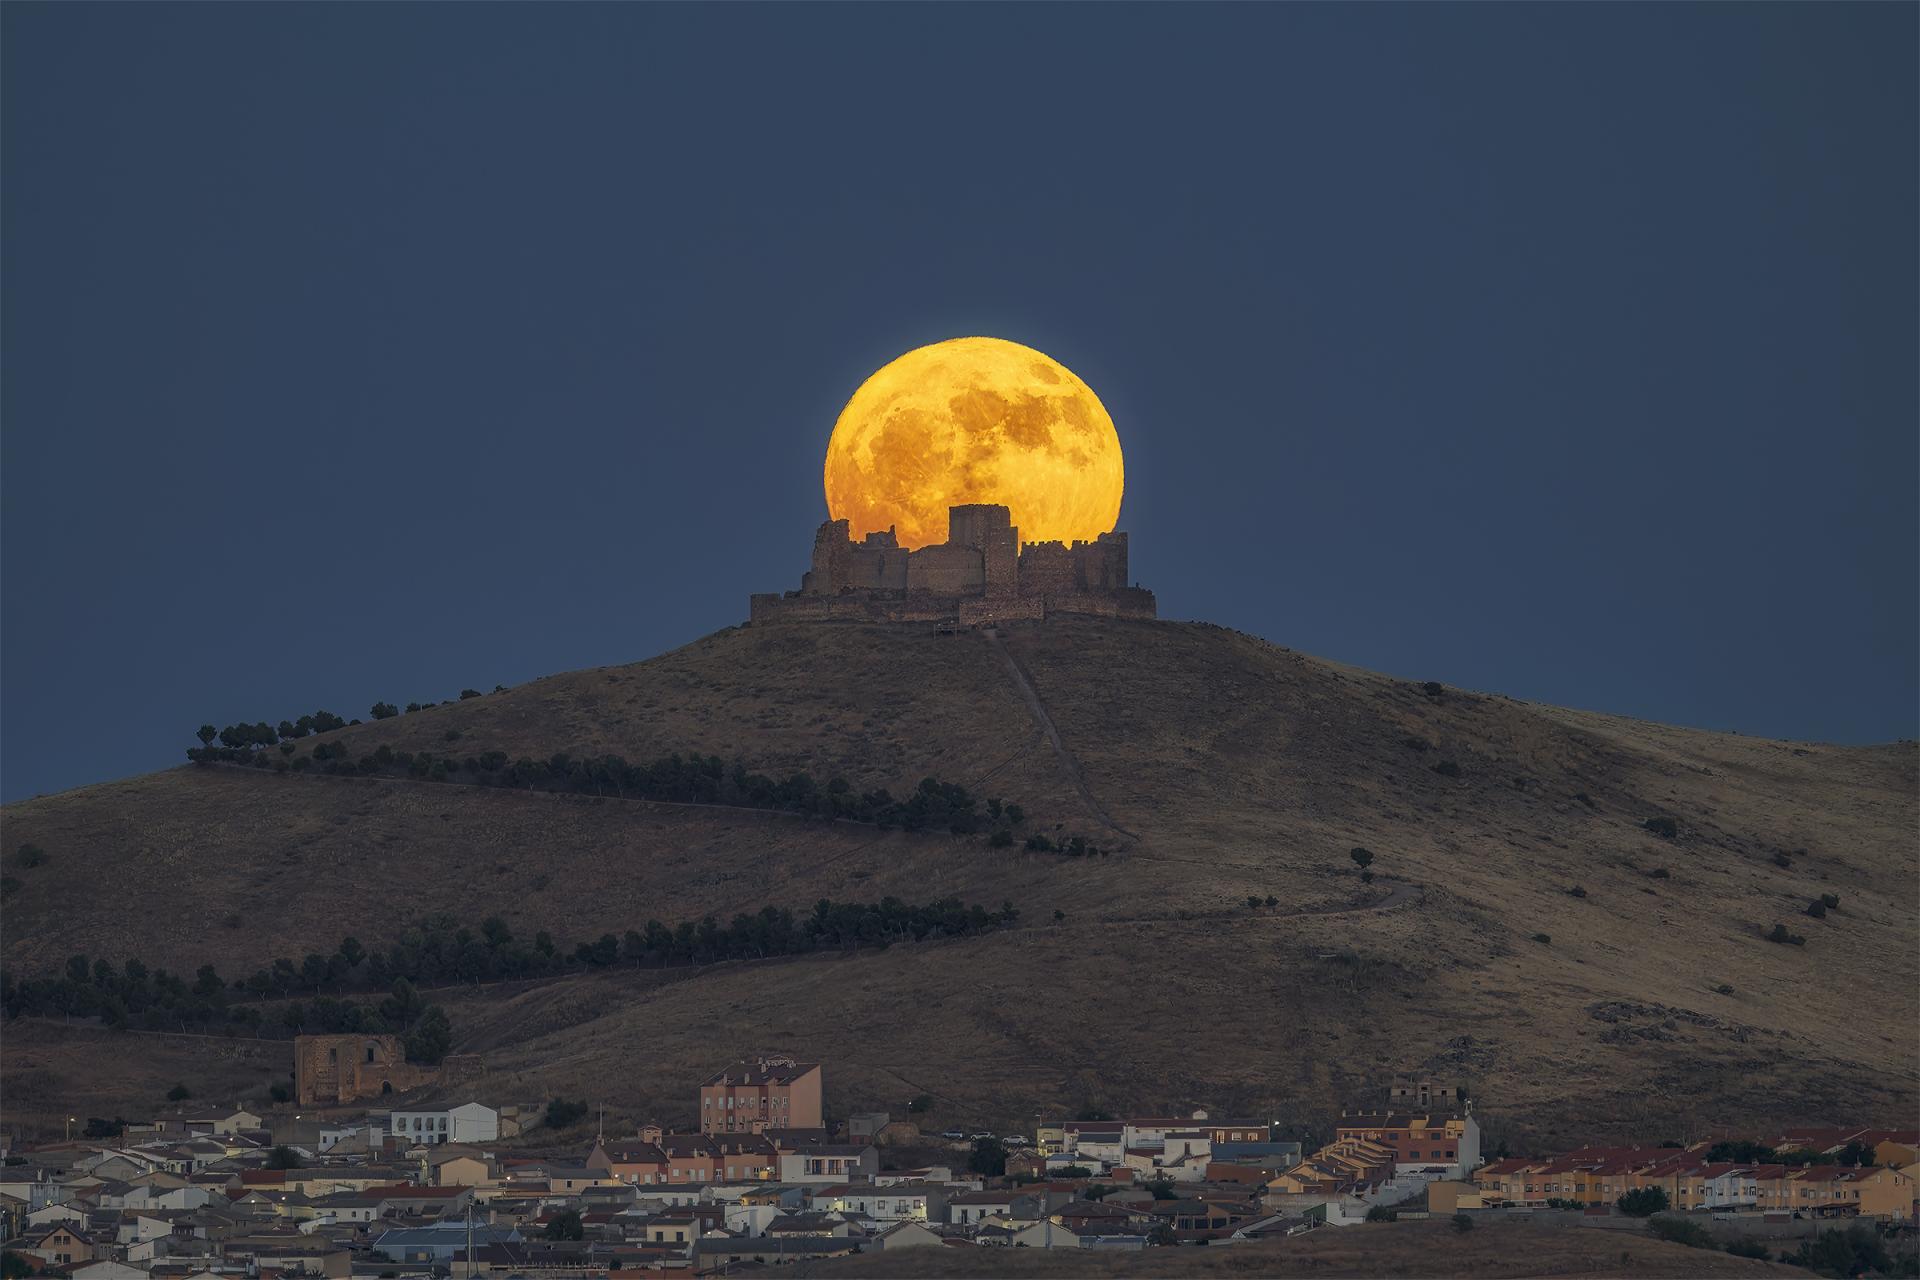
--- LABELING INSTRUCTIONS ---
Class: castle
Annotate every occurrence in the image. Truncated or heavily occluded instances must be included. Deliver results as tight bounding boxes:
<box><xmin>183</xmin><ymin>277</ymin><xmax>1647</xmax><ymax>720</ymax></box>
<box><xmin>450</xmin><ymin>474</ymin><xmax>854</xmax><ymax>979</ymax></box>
<box><xmin>750</xmin><ymin>503</ymin><xmax>1156</xmax><ymax>626</ymax></box>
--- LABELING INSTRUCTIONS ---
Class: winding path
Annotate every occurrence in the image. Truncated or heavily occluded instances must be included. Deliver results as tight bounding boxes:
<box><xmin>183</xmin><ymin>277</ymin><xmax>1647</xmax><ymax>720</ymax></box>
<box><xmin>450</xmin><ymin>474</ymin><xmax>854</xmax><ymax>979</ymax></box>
<box><xmin>981</xmin><ymin>627</ymin><xmax>1140</xmax><ymax>843</ymax></box>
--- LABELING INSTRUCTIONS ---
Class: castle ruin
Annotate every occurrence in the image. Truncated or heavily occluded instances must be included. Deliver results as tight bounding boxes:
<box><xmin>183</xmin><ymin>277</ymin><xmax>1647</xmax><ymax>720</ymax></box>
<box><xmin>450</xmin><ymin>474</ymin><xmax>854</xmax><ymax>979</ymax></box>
<box><xmin>750</xmin><ymin>504</ymin><xmax>1156</xmax><ymax>626</ymax></box>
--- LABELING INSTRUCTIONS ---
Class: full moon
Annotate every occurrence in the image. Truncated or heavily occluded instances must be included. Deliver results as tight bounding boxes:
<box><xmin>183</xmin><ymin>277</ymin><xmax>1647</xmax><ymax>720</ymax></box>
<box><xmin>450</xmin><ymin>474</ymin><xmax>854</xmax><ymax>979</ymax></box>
<box><xmin>823</xmin><ymin>337</ymin><xmax>1124</xmax><ymax>550</ymax></box>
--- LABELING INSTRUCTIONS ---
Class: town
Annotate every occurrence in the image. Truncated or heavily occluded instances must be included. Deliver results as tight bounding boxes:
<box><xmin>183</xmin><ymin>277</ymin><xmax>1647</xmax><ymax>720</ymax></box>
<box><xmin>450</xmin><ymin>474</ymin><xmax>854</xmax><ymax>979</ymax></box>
<box><xmin>3</xmin><ymin>1054</ymin><xmax>1914</xmax><ymax>1277</ymax></box>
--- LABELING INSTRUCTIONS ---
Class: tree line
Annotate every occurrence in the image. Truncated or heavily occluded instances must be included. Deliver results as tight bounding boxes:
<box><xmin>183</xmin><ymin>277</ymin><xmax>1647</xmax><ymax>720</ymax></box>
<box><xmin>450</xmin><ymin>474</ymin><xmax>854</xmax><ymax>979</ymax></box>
<box><xmin>192</xmin><ymin>731</ymin><xmax>1031</xmax><ymax>838</ymax></box>
<box><xmin>0</xmin><ymin>896</ymin><xmax>1016</xmax><ymax>1052</ymax></box>
<box><xmin>192</xmin><ymin>688</ymin><xmax>504</xmax><ymax>751</ymax></box>
<box><xmin>0</xmin><ymin>957</ymin><xmax>453</xmax><ymax>1063</ymax></box>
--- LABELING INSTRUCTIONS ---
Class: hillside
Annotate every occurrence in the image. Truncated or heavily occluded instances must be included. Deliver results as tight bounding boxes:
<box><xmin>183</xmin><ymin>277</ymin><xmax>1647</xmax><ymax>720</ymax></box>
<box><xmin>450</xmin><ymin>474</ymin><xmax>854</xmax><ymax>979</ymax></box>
<box><xmin>809</xmin><ymin>1218</ymin><xmax>1811</xmax><ymax>1278</ymax></box>
<box><xmin>4</xmin><ymin>617</ymin><xmax>1915</xmax><ymax>1145</ymax></box>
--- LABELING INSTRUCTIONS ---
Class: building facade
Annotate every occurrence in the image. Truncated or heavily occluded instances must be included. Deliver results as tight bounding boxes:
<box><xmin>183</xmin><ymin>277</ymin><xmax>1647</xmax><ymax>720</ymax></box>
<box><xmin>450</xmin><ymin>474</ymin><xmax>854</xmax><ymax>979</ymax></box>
<box><xmin>750</xmin><ymin>504</ymin><xmax>1155</xmax><ymax>626</ymax></box>
<box><xmin>698</xmin><ymin>1059</ymin><xmax>823</xmax><ymax>1136</ymax></box>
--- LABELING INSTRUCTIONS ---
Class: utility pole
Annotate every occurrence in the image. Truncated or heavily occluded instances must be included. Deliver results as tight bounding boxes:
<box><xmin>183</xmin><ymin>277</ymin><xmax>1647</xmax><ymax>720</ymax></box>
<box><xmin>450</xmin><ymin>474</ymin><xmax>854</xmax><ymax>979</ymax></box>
<box><xmin>464</xmin><ymin>1197</ymin><xmax>473</xmax><ymax>1280</ymax></box>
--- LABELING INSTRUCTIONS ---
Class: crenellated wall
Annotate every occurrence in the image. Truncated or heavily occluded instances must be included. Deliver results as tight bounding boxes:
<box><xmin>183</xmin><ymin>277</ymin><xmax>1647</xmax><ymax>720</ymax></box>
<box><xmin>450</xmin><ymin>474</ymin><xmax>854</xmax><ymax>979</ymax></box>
<box><xmin>758</xmin><ymin>504</ymin><xmax>1154</xmax><ymax>626</ymax></box>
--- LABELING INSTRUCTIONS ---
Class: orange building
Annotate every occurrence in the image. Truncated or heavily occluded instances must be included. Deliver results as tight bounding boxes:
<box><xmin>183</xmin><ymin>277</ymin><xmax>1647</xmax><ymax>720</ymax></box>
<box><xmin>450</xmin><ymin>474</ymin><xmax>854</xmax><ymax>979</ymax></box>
<box><xmin>699</xmin><ymin>1058</ymin><xmax>822</xmax><ymax>1136</ymax></box>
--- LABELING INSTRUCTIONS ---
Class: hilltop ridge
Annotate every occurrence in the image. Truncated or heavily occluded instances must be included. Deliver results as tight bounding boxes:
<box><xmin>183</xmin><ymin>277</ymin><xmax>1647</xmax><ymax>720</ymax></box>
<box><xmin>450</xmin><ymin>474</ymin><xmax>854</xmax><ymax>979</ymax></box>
<box><xmin>3</xmin><ymin>617</ymin><xmax>1914</xmax><ymax>1143</ymax></box>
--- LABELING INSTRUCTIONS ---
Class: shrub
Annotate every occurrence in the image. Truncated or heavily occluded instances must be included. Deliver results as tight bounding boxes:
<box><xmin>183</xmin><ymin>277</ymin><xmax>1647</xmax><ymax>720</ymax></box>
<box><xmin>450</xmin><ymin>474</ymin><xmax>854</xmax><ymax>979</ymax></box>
<box><xmin>1452</xmin><ymin>1212</ymin><xmax>1474</xmax><ymax>1233</ymax></box>
<box><xmin>1820</xmin><ymin>893</ymin><xmax>1839</xmax><ymax>909</ymax></box>
<box><xmin>1723</xmin><ymin>1239</ymin><xmax>1769</xmax><ymax>1260</ymax></box>
<box><xmin>544</xmin><ymin>1098</ymin><xmax>589</xmax><ymax>1129</ymax></box>
<box><xmin>988</xmin><ymin>829</ymin><xmax>1013</xmax><ymax>848</ymax></box>
<box><xmin>1403</xmin><ymin>736</ymin><xmax>1430</xmax><ymax>752</ymax></box>
<box><xmin>1568</xmin><ymin>885</ymin><xmax>1587</xmax><ymax>898</ymax></box>
<box><xmin>1574</xmin><ymin>792</ymin><xmax>1596</xmax><ymax>808</ymax></box>
<box><xmin>1431</xmin><ymin>760</ymin><xmax>1461</xmax><ymax>778</ymax></box>
<box><xmin>1024</xmin><ymin>835</ymin><xmax>1054</xmax><ymax>853</ymax></box>
<box><xmin>1648</xmin><ymin>1214</ymin><xmax>1715</xmax><ymax>1249</ymax></box>
<box><xmin>460</xmin><ymin>689</ymin><xmax>482</xmax><ymax>700</ymax></box>
<box><xmin>1713</xmin><ymin>983</ymin><xmax>1734</xmax><ymax>995</ymax></box>
<box><xmin>1772</xmin><ymin>851</ymin><xmax>1792</xmax><ymax>868</ymax></box>
<box><xmin>1531</xmin><ymin>933</ymin><xmax>1551</xmax><ymax>945</ymax></box>
<box><xmin>1647</xmin><ymin>868</ymin><xmax>1670</xmax><ymax>879</ymax></box>
<box><xmin>13</xmin><ymin>844</ymin><xmax>47</xmax><ymax>869</ymax></box>
<box><xmin>907</xmin><ymin>1095</ymin><xmax>933</xmax><ymax>1114</ymax></box>
<box><xmin>1360</xmin><ymin>870</ymin><xmax>1374</xmax><ymax>883</ymax></box>
<box><xmin>1420</xmin><ymin>681</ymin><xmax>1444</xmax><ymax>697</ymax></box>
<box><xmin>1349</xmin><ymin>847</ymin><xmax>1374</xmax><ymax>870</ymax></box>
<box><xmin>1643</xmin><ymin>816</ymin><xmax>1678</xmax><ymax>838</ymax></box>
<box><xmin>1805</xmin><ymin>899</ymin><xmax>1827</xmax><ymax>918</ymax></box>
<box><xmin>1766</xmin><ymin>923</ymin><xmax>1806</xmax><ymax>946</ymax></box>
<box><xmin>370</xmin><ymin>703</ymin><xmax>400</xmax><ymax>720</ymax></box>
<box><xmin>968</xmin><ymin>1137</ymin><xmax>1008</xmax><ymax>1177</ymax></box>
<box><xmin>1365</xmin><ymin>1206</ymin><xmax>1398</xmax><ymax>1222</ymax></box>
<box><xmin>166</xmin><ymin>1083</ymin><xmax>192</xmax><ymax>1102</ymax></box>
<box><xmin>1617</xmin><ymin>1186</ymin><xmax>1668</xmax><ymax>1217</ymax></box>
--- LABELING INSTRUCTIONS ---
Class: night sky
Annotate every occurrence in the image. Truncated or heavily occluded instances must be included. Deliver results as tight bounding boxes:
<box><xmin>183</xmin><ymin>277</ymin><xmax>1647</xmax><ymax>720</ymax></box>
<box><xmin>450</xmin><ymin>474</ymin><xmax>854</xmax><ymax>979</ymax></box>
<box><xmin>4</xmin><ymin>4</ymin><xmax>1914</xmax><ymax>803</ymax></box>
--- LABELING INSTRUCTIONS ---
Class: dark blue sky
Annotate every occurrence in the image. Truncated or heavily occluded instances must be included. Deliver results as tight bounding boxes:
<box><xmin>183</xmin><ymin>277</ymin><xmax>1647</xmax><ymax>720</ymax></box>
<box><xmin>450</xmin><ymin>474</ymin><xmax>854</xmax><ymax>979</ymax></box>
<box><xmin>4</xmin><ymin>3</ymin><xmax>1914</xmax><ymax>802</ymax></box>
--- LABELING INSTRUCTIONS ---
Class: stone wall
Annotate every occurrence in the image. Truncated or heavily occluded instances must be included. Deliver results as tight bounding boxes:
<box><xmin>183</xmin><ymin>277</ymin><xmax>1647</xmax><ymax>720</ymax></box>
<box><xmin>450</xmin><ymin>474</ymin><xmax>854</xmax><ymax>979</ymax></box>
<box><xmin>755</xmin><ymin>504</ymin><xmax>1155</xmax><ymax>626</ymax></box>
<box><xmin>294</xmin><ymin>1033</ymin><xmax>449</xmax><ymax>1106</ymax></box>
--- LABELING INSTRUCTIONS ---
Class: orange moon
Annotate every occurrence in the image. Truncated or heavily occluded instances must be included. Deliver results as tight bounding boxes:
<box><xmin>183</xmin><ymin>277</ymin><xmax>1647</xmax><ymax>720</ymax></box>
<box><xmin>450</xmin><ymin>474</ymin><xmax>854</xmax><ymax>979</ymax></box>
<box><xmin>823</xmin><ymin>337</ymin><xmax>1125</xmax><ymax>550</ymax></box>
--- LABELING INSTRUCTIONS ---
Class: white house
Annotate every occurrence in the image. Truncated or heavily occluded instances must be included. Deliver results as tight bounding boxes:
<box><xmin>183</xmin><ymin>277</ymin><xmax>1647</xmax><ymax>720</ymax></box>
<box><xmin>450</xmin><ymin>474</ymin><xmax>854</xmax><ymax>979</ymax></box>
<box><xmin>813</xmin><ymin>1183</ymin><xmax>940</xmax><ymax>1223</ymax></box>
<box><xmin>387</xmin><ymin>1102</ymin><xmax>498</xmax><ymax>1145</ymax></box>
<box><xmin>776</xmin><ymin>1146</ymin><xmax>880</xmax><ymax>1184</ymax></box>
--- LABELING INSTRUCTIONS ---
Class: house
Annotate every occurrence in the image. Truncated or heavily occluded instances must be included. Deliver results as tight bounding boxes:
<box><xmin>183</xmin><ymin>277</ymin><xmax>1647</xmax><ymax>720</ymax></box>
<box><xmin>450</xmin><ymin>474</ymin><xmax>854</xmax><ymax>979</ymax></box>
<box><xmin>813</xmin><ymin>1182</ymin><xmax>945</xmax><ymax>1223</ymax></box>
<box><xmin>177</xmin><ymin>1112</ymin><xmax>262</xmax><ymax>1138</ymax></box>
<box><xmin>1008</xmin><ymin>1219</ymin><xmax>1089</xmax><ymax>1249</ymax></box>
<box><xmin>777</xmin><ymin>1145</ymin><xmax>879</xmax><ymax>1184</ymax></box>
<box><xmin>20</xmin><ymin>1224</ymin><xmax>94</xmax><ymax>1266</ymax></box>
<box><xmin>692</xmin><ymin>1236</ymin><xmax>858</xmax><ymax>1266</ymax></box>
<box><xmin>947</xmin><ymin>1190</ymin><xmax>1043</xmax><ymax>1225</ymax></box>
<box><xmin>387</xmin><ymin>1103</ymin><xmax>499</xmax><ymax>1146</ymax></box>
<box><xmin>370</xmin><ymin>1222</ymin><xmax>521</xmax><ymax>1264</ymax></box>
<box><xmin>72</xmin><ymin>1262</ymin><xmax>149</xmax><ymax>1280</ymax></box>
<box><xmin>1332</xmin><ymin>1111</ymin><xmax>1481</xmax><ymax>1176</ymax></box>
<box><xmin>873</xmin><ymin>1220</ymin><xmax>943</xmax><ymax>1250</ymax></box>
<box><xmin>428</xmin><ymin>1150</ymin><xmax>493</xmax><ymax>1188</ymax></box>
<box><xmin>698</xmin><ymin>1058</ymin><xmax>823</xmax><ymax>1136</ymax></box>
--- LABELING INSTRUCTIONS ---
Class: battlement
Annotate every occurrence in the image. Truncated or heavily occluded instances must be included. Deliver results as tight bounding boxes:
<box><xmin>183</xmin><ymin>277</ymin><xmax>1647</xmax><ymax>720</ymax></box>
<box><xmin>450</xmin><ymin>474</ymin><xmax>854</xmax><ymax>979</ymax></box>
<box><xmin>752</xmin><ymin>504</ymin><xmax>1155</xmax><ymax>626</ymax></box>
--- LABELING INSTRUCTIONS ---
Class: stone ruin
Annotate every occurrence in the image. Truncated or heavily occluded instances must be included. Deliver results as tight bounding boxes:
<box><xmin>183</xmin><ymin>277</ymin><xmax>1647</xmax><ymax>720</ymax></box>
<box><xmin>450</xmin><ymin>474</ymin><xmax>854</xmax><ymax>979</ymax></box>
<box><xmin>749</xmin><ymin>503</ymin><xmax>1156</xmax><ymax>626</ymax></box>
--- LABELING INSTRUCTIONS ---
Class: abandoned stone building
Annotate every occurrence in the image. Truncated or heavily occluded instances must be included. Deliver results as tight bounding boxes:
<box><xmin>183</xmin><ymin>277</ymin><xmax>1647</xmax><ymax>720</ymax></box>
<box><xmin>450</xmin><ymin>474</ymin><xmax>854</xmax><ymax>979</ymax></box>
<box><xmin>294</xmin><ymin>1033</ymin><xmax>479</xmax><ymax>1106</ymax></box>
<box><xmin>750</xmin><ymin>503</ymin><xmax>1156</xmax><ymax>625</ymax></box>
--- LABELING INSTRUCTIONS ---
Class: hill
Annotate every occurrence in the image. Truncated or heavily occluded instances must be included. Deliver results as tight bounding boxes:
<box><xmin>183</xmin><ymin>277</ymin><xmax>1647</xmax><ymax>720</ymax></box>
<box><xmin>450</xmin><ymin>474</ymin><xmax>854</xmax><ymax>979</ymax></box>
<box><xmin>807</xmin><ymin>1218</ymin><xmax>1811</xmax><ymax>1278</ymax></box>
<box><xmin>3</xmin><ymin>617</ymin><xmax>1914</xmax><ymax>1145</ymax></box>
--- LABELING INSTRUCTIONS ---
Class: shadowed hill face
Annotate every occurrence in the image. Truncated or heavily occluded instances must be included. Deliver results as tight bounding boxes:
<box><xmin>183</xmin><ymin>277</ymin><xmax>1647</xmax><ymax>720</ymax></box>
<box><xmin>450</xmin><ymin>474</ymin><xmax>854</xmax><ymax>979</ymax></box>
<box><xmin>2</xmin><ymin>619</ymin><xmax>1914</xmax><ymax>1143</ymax></box>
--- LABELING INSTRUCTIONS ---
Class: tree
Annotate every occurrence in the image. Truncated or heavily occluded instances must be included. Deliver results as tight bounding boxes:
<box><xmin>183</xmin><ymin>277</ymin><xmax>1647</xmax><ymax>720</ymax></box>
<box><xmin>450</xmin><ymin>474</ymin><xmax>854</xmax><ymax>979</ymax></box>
<box><xmin>371</xmin><ymin>702</ymin><xmax>399</xmax><ymax>720</ymax></box>
<box><xmin>266</xmin><ymin>1145</ymin><xmax>303</xmax><ymax>1170</ymax></box>
<box><xmin>1452</xmin><ymin>1212</ymin><xmax>1474</xmax><ymax>1233</ymax></box>
<box><xmin>1365</xmin><ymin>1206</ymin><xmax>1398</xmax><ymax>1222</ymax></box>
<box><xmin>2</xmin><ymin>1251</ymin><xmax>33</xmax><ymax>1279</ymax></box>
<box><xmin>545</xmin><ymin>1098</ymin><xmax>589</xmax><ymax>1130</ymax></box>
<box><xmin>543</xmin><ymin>1210</ymin><xmax>584</xmax><ymax>1241</ymax></box>
<box><xmin>1246</xmin><ymin>895</ymin><xmax>1262</xmax><ymax>911</ymax></box>
<box><xmin>196</xmin><ymin>725</ymin><xmax>218</xmax><ymax>748</ymax></box>
<box><xmin>1616</xmin><ymin>1186</ymin><xmax>1668</xmax><ymax>1217</ymax></box>
<box><xmin>1052</xmin><ymin>909</ymin><xmax>1066</xmax><ymax>924</ymax></box>
<box><xmin>337</xmin><ymin>936</ymin><xmax>366</xmax><ymax>968</ymax></box>
<box><xmin>1349</xmin><ymin>847</ymin><xmax>1374</xmax><ymax>871</ymax></box>
<box><xmin>1147</xmin><ymin>1222</ymin><xmax>1177</xmax><ymax>1247</ymax></box>
<box><xmin>166</xmin><ymin>1083</ymin><xmax>192</xmax><ymax>1102</ymax></box>
<box><xmin>1783</xmin><ymin>1224</ymin><xmax>1893</xmax><ymax>1278</ymax></box>
<box><xmin>404</xmin><ymin>1006</ymin><xmax>452</xmax><ymax>1064</ymax></box>
<box><xmin>968</xmin><ymin>1137</ymin><xmax>1008</xmax><ymax>1177</ymax></box>
<box><xmin>460</xmin><ymin>689</ymin><xmax>483</xmax><ymax>700</ymax></box>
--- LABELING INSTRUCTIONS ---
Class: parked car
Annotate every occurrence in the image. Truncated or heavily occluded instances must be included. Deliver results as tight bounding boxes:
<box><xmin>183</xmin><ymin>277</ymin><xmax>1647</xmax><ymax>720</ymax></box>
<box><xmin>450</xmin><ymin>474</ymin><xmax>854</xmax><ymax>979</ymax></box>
<box><xmin>1005</xmin><ymin>1134</ymin><xmax>1030</xmax><ymax>1147</ymax></box>
<box><xmin>970</xmin><ymin>1131</ymin><xmax>996</xmax><ymax>1141</ymax></box>
<box><xmin>940</xmin><ymin>1129</ymin><xmax>967</xmax><ymax>1141</ymax></box>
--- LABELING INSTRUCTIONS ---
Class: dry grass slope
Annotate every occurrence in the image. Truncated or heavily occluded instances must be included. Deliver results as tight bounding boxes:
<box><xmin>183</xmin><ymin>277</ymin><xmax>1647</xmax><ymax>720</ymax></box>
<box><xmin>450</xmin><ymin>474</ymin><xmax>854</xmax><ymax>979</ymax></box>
<box><xmin>806</xmin><ymin>1219</ymin><xmax>1810</xmax><ymax>1278</ymax></box>
<box><xmin>4</xmin><ymin>618</ymin><xmax>1914</xmax><ymax>1144</ymax></box>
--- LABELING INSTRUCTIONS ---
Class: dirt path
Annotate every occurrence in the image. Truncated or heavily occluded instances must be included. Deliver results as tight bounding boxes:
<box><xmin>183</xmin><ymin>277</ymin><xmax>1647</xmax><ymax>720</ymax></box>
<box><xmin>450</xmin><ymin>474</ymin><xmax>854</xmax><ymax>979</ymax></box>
<box><xmin>981</xmin><ymin>628</ymin><xmax>1140</xmax><ymax>843</ymax></box>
